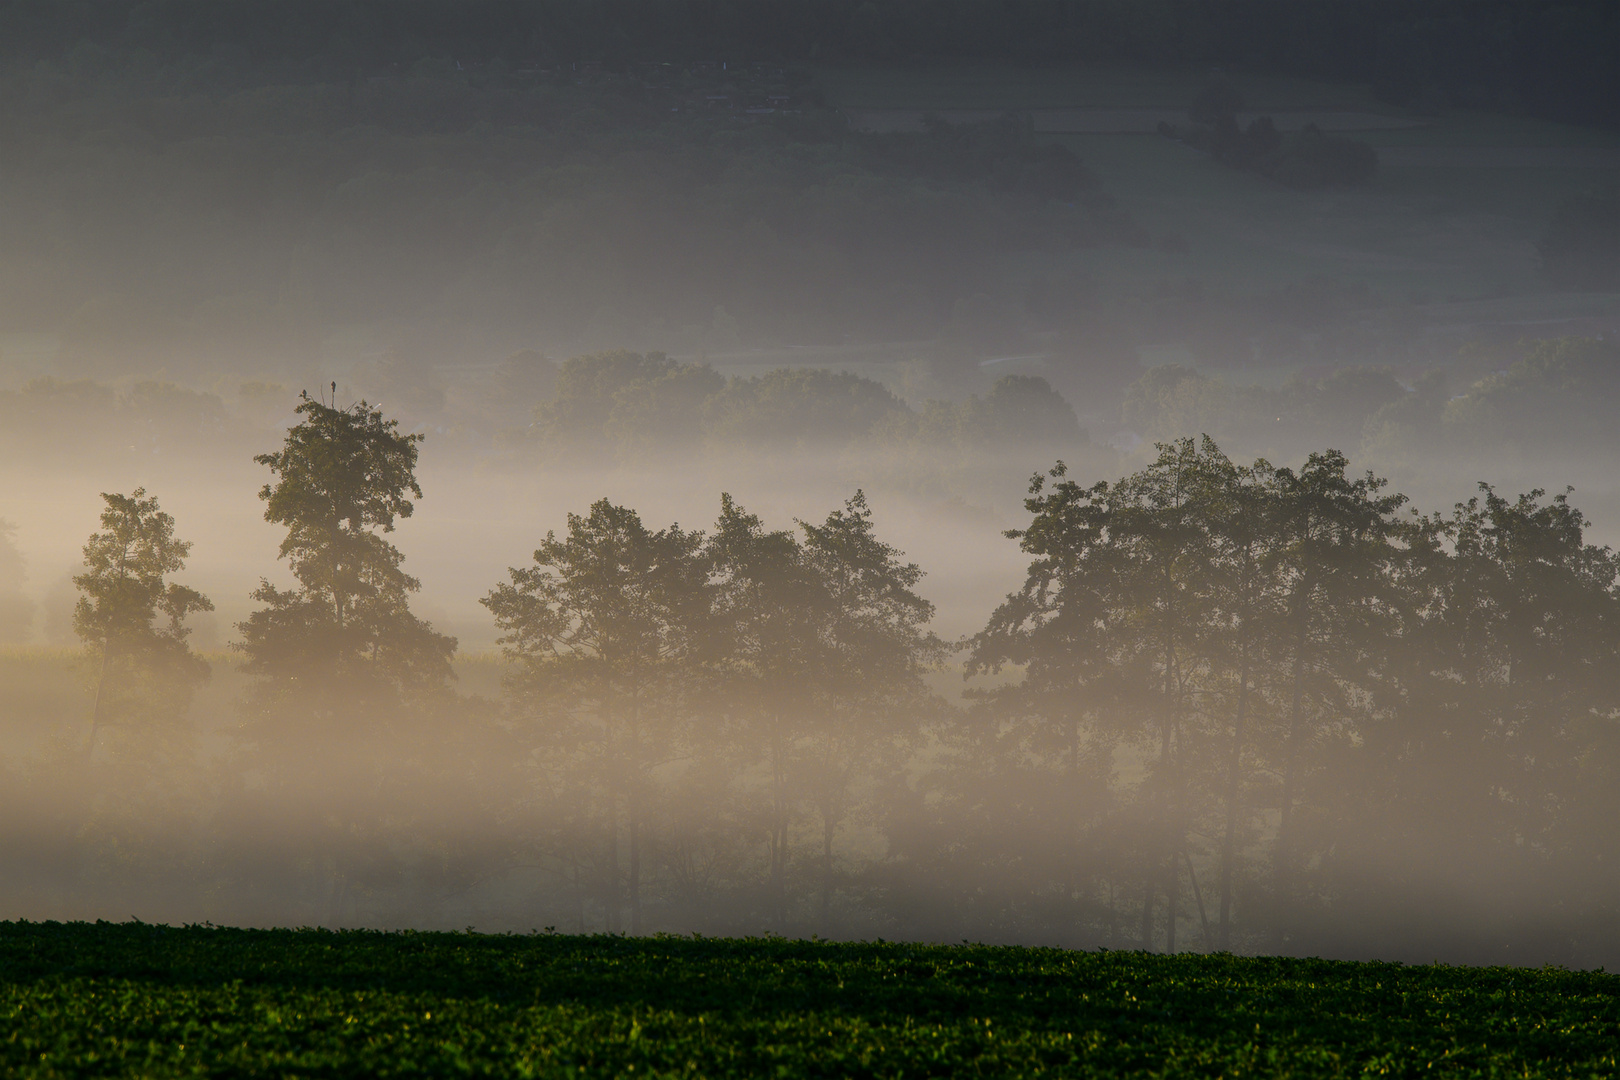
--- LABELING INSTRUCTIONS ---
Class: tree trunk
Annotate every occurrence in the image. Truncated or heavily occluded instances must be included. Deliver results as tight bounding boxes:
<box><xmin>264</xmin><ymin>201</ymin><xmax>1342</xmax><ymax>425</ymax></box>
<box><xmin>628</xmin><ymin>704</ymin><xmax>642</xmax><ymax>936</ymax></box>
<box><xmin>1184</xmin><ymin>849</ymin><xmax>1211</xmax><ymax>947</ymax></box>
<box><xmin>1275</xmin><ymin>597</ymin><xmax>1310</xmax><ymax>948</ymax></box>
<box><xmin>1068</xmin><ymin>712</ymin><xmax>1081</xmax><ymax>918</ymax></box>
<box><xmin>628</xmin><ymin>795</ymin><xmax>641</xmax><ymax>935</ymax></box>
<box><xmin>85</xmin><ymin>539</ymin><xmax>132</xmax><ymax>761</ymax></box>
<box><xmin>605</xmin><ymin>798</ymin><xmax>621</xmax><ymax>934</ymax></box>
<box><xmin>769</xmin><ymin>714</ymin><xmax>787</xmax><ymax>930</ymax></box>
<box><xmin>819</xmin><ymin>805</ymin><xmax>835</xmax><ymax>933</ymax></box>
<box><xmin>571</xmin><ymin>855</ymin><xmax>586</xmax><ymax>933</ymax></box>
<box><xmin>1218</xmin><ymin>638</ymin><xmax>1250</xmax><ymax>950</ymax></box>
<box><xmin>1147</xmin><ymin>616</ymin><xmax>1175</xmax><ymax>954</ymax></box>
<box><xmin>1165</xmin><ymin>853</ymin><xmax>1178</xmax><ymax>954</ymax></box>
<box><xmin>84</xmin><ymin>641</ymin><xmax>114</xmax><ymax>761</ymax></box>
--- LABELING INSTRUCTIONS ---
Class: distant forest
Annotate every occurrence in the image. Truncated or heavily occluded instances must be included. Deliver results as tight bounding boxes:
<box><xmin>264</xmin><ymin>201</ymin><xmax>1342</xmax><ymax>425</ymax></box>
<box><xmin>0</xmin><ymin>0</ymin><xmax>1614</xmax><ymax>129</ymax></box>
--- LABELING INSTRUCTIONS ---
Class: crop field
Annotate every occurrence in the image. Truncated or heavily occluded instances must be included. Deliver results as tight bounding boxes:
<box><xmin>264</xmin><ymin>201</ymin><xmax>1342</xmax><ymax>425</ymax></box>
<box><xmin>0</xmin><ymin>923</ymin><xmax>1615</xmax><ymax>1078</ymax></box>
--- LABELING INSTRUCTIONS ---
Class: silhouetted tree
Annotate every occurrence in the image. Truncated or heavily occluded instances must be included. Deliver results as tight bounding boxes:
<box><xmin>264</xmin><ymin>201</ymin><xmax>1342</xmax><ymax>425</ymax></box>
<box><xmin>1343</xmin><ymin>485</ymin><xmax>1620</xmax><ymax>961</ymax></box>
<box><xmin>234</xmin><ymin>394</ymin><xmax>455</xmax><ymax>923</ymax></box>
<box><xmin>484</xmin><ymin>499</ymin><xmax>709</xmax><ymax>933</ymax></box>
<box><xmin>73</xmin><ymin>489</ymin><xmax>212</xmax><ymax>763</ymax></box>
<box><xmin>796</xmin><ymin>491</ymin><xmax>946</xmax><ymax>930</ymax></box>
<box><xmin>239</xmin><ymin>395</ymin><xmax>454</xmax><ymax>689</ymax></box>
<box><xmin>704</xmin><ymin>493</ymin><xmax>826</xmax><ymax>929</ymax></box>
<box><xmin>965</xmin><ymin>460</ymin><xmax>1127</xmax><ymax>944</ymax></box>
<box><xmin>1264</xmin><ymin>450</ymin><xmax>1406</xmax><ymax>946</ymax></box>
<box><xmin>1199</xmin><ymin>451</ymin><xmax>1281</xmax><ymax>951</ymax></box>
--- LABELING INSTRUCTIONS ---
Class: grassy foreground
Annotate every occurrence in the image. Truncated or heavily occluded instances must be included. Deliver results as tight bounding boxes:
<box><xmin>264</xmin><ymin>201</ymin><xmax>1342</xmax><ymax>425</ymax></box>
<box><xmin>0</xmin><ymin>923</ymin><xmax>1615</xmax><ymax>1078</ymax></box>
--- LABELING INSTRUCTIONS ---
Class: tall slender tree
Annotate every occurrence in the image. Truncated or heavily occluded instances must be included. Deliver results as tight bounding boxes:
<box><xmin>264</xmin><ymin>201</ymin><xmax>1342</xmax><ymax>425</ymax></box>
<box><xmin>705</xmin><ymin>493</ymin><xmax>824</xmax><ymax>929</ymax></box>
<box><xmin>796</xmin><ymin>491</ymin><xmax>945</xmax><ymax>931</ymax></box>
<box><xmin>967</xmin><ymin>461</ymin><xmax>1128</xmax><ymax>943</ymax></box>
<box><xmin>1199</xmin><ymin>452</ymin><xmax>1281</xmax><ymax>951</ymax></box>
<box><xmin>1266</xmin><ymin>451</ymin><xmax>1405</xmax><ymax>945</ymax></box>
<box><xmin>1108</xmin><ymin>438</ymin><xmax>1228</xmax><ymax>953</ymax></box>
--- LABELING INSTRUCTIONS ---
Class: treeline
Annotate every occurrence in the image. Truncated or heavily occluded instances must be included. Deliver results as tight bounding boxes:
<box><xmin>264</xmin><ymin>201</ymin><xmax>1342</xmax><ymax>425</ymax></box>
<box><xmin>0</xmin><ymin>1</ymin><xmax>1614</xmax><ymax>128</ymax></box>
<box><xmin>524</xmin><ymin>351</ymin><xmax>1085</xmax><ymax>459</ymax></box>
<box><xmin>3</xmin><ymin>393</ymin><xmax>1617</xmax><ymax>967</ymax></box>
<box><xmin>1125</xmin><ymin>337</ymin><xmax>1620</xmax><ymax>468</ymax></box>
<box><xmin>0</xmin><ymin>378</ymin><xmax>238</xmax><ymax>464</ymax></box>
<box><xmin>10</xmin><ymin>338</ymin><xmax>1618</xmax><ymax>482</ymax></box>
<box><xmin>0</xmin><ymin>359</ymin><xmax>1087</xmax><ymax>472</ymax></box>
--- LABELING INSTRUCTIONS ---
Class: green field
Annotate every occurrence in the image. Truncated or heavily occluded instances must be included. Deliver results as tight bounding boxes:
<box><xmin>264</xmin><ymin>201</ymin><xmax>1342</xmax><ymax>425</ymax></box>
<box><xmin>1</xmin><ymin>923</ymin><xmax>1615</xmax><ymax>1078</ymax></box>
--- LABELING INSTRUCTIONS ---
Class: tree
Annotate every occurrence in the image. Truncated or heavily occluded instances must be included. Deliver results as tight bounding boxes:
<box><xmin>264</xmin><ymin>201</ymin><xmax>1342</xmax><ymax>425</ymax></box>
<box><xmin>238</xmin><ymin>394</ymin><xmax>454</xmax><ymax>691</ymax></box>
<box><xmin>1346</xmin><ymin>485</ymin><xmax>1620</xmax><ymax>961</ymax></box>
<box><xmin>1265</xmin><ymin>450</ymin><xmax>1406</xmax><ymax>945</ymax></box>
<box><xmin>73</xmin><ymin>489</ymin><xmax>212</xmax><ymax>762</ymax></box>
<box><xmin>234</xmin><ymin>393</ymin><xmax>456</xmax><ymax>924</ymax></box>
<box><xmin>796</xmin><ymin>491</ymin><xmax>946</xmax><ymax>930</ymax></box>
<box><xmin>965</xmin><ymin>459</ymin><xmax>1128</xmax><ymax>944</ymax></box>
<box><xmin>703</xmin><ymin>369</ymin><xmax>906</xmax><ymax>450</ymax></box>
<box><xmin>967</xmin><ymin>438</ymin><xmax>1301</xmax><ymax>953</ymax></box>
<box><xmin>483</xmin><ymin>499</ymin><xmax>709</xmax><ymax>933</ymax></box>
<box><xmin>705</xmin><ymin>493</ymin><xmax>825</xmax><ymax>929</ymax></box>
<box><xmin>1105</xmin><ymin>438</ymin><xmax>1239</xmax><ymax>954</ymax></box>
<box><xmin>1198</xmin><ymin>451</ymin><xmax>1281</xmax><ymax>951</ymax></box>
<box><xmin>534</xmin><ymin>351</ymin><xmax>723</xmax><ymax>458</ymax></box>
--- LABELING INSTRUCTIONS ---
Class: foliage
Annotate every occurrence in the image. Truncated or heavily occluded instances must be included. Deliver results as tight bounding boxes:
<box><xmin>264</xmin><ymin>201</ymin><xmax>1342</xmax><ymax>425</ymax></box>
<box><xmin>484</xmin><ymin>491</ymin><xmax>946</xmax><ymax>936</ymax></box>
<box><xmin>945</xmin><ymin>436</ymin><xmax>1616</xmax><ymax>961</ymax></box>
<box><xmin>532</xmin><ymin>357</ymin><xmax>1091</xmax><ymax>461</ymax></box>
<box><xmin>881</xmin><ymin>373</ymin><xmax>1087</xmax><ymax>452</ymax></box>
<box><xmin>231</xmin><ymin>395</ymin><xmax>459</xmax><ymax>926</ymax></box>
<box><xmin>62</xmin><ymin>491</ymin><xmax>213</xmax><ymax>896</ymax></box>
<box><xmin>72</xmin><ymin>489</ymin><xmax>212</xmax><ymax>761</ymax></box>
<box><xmin>0</xmin><ymin>380</ymin><xmax>232</xmax><ymax>464</ymax></box>
<box><xmin>1123</xmin><ymin>364</ymin><xmax>1407</xmax><ymax>458</ymax></box>
<box><xmin>495</xmin><ymin>349</ymin><xmax>559</xmax><ymax>409</ymax></box>
<box><xmin>704</xmin><ymin>368</ymin><xmax>906</xmax><ymax>450</ymax></box>
<box><xmin>1437</xmin><ymin>337</ymin><xmax>1620</xmax><ymax>453</ymax></box>
<box><xmin>239</xmin><ymin>396</ymin><xmax>454</xmax><ymax>690</ymax></box>
<box><xmin>4</xmin><ymin>396</ymin><xmax>1620</xmax><ymax>961</ymax></box>
<box><xmin>484</xmin><ymin>499</ymin><xmax>710</xmax><ymax>934</ymax></box>
<box><xmin>1122</xmin><ymin>338</ymin><xmax>1620</xmax><ymax>468</ymax></box>
<box><xmin>0</xmin><ymin>922</ymin><xmax>1615</xmax><ymax>1078</ymax></box>
<box><xmin>535</xmin><ymin>351</ymin><xmax>725</xmax><ymax>459</ymax></box>
<box><xmin>959</xmin><ymin>375</ymin><xmax>1086</xmax><ymax>446</ymax></box>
